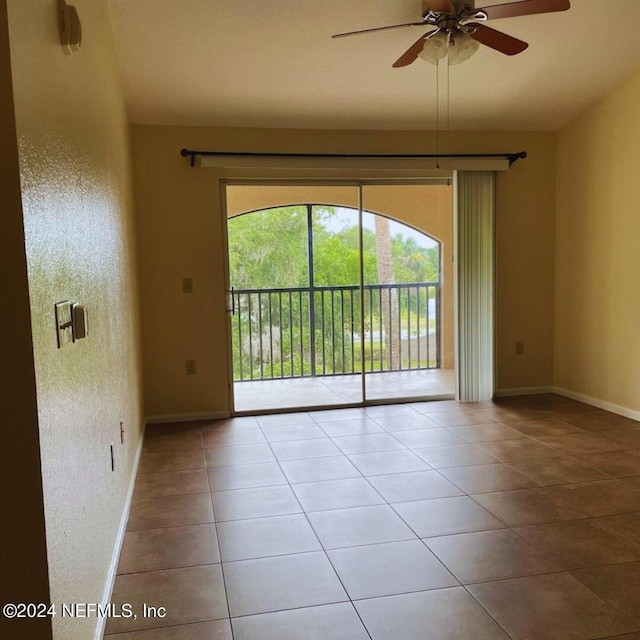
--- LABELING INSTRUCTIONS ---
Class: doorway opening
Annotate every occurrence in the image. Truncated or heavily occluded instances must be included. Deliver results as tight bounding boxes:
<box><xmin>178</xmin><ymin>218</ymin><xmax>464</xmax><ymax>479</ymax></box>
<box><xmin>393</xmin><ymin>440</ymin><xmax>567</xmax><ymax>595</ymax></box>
<box><xmin>224</xmin><ymin>184</ymin><xmax>454</xmax><ymax>413</ymax></box>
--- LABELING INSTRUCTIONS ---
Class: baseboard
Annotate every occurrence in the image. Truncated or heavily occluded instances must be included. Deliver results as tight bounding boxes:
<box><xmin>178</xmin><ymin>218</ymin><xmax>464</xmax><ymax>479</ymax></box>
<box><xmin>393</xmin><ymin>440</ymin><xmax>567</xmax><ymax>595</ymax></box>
<box><xmin>95</xmin><ymin>424</ymin><xmax>145</xmax><ymax>640</ymax></box>
<box><xmin>145</xmin><ymin>410</ymin><xmax>230</xmax><ymax>424</ymax></box>
<box><xmin>494</xmin><ymin>386</ymin><xmax>554</xmax><ymax>398</ymax></box>
<box><xmin>553</xmin><ymin>386</ymin><xmax>640</xmax><ymax>421</ymax></box>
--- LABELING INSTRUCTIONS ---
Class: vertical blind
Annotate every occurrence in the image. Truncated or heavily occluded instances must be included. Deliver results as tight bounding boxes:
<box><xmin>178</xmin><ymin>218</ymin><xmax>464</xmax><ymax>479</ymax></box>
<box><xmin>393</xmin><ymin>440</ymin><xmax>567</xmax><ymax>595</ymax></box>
<box><xmin>455</xmin><ymin>171</ymin><xmax>495</xmax><ymax>402</ymax></box>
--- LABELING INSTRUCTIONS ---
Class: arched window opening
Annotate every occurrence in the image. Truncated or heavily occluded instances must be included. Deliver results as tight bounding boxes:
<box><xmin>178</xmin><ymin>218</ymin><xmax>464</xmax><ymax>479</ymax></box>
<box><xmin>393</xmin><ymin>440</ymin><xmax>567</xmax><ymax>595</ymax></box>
<box><xmin>228</xmin><ymin>204</ymin><xmax>442</xmax><ymax>382</ymax></box>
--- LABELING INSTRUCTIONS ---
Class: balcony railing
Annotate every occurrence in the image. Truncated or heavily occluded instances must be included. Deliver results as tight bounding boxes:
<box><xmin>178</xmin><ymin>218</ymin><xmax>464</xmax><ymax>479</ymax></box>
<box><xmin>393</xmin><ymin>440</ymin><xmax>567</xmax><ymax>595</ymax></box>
<box><xmin>231</xmin><ymin>283</ymin><xmax>441</xmax><ymax>382</ymax></box>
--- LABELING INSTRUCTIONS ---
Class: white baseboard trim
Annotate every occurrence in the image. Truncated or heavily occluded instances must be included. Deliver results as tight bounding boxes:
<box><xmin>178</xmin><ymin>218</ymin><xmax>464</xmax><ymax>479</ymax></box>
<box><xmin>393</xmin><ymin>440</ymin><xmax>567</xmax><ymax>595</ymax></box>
<box><xmin>95</xmin><ymin>424</ymin><xmax>145</xmax><ymax>640</ymax></box>
<box><xmin>494</xmin><ymin>386</ymin><xmax>554</xmax><ymax>398</ymax></box>
<box><xmin>145</xmin><ymin>410</ymin><xmax>230</xmax><ymax>424</ymax></box>
<box><xmin>553</xmin><ymin>386</ymin><xmax>640</xmax><ymax>421</ymax></box>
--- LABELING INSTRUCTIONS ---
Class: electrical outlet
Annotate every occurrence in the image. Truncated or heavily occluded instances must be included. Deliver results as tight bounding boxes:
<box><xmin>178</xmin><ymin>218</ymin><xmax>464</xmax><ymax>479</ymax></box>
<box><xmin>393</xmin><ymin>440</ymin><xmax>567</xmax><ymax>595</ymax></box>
<box><xmin>110</xmin><ymin>443</ymin><xmax>115</xmax><ymax>471</ymax></box>
<box><xmin>516</xmin><ymin>340</ymin><xmax>525</xmax><ymax>356</ymax></box>
<box><xmin>119</xmin><ymin>421</ymin><xmax>125</xmax><ymax>445</ymax></box>
<box><xmin>185</xmin><ymin>359</ymin><xmax>197</xmax><ymax>375</ymax></box>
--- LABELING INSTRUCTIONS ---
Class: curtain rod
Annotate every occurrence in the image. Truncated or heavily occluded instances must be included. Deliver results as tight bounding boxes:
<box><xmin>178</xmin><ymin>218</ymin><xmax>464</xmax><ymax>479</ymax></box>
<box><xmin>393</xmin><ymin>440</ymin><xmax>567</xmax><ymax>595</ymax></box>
<box><xmin>179</xmin><ymin>148</ymin><xmax>527</xmax><ymax>168</ymax></box>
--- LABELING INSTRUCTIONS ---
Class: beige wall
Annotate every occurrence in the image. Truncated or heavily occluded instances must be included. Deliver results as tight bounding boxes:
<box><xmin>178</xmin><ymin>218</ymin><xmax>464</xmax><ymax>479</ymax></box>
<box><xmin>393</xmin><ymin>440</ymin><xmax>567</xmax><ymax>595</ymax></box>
<box><xmin>555</xmin><ymin>68</ymin><xmax>640</xmax><ymax>411</ymax></box>
<box><xmin>7</xmin><ymin>1</ymin><xmax>142</xmax><ymax>639</ymax></box>
<box><xmin>226</xmin><ymin>184</ymin><xmax>455</xmax><ymax>370</ymax></box>
<box><xmin>132</xmin><ymin>126</ymin><xmax>556</xmax><ymax>416</ymax></box>
<box><xmin>0</xmin><ymin>1</ymin><xmax>51</xmax><ymax>637</ymax></box>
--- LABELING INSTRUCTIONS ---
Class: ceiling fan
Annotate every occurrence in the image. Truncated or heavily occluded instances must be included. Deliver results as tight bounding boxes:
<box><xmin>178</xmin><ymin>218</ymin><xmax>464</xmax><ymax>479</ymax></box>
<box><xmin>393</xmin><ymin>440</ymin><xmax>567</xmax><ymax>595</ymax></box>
<box><xmin>332</xmin><ymin>0</ymin><xmax>571</xmax><ymax>67</ymax></box>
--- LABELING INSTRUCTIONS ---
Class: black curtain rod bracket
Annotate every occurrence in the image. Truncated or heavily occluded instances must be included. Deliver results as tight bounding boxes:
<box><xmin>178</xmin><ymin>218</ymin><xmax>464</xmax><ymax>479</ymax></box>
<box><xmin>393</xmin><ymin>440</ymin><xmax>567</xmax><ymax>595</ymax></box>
<box><xmin>180</xmin><ymin>148</ymin><xmax>527</xmax><ymax>168</ymax></box>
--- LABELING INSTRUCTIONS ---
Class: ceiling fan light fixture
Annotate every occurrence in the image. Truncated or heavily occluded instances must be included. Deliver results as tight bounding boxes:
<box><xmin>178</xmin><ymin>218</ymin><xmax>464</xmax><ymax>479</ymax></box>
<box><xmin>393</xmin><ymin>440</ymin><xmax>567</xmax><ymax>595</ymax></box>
<box><xmin>448</xmin><ymin>31</ymin><xmax>480</xmax><ymax>65</ymax></box>
<box><xmin>418</xmin><ymin>31</ymin><xmax>448</xmax><ymax>64</ymax></box>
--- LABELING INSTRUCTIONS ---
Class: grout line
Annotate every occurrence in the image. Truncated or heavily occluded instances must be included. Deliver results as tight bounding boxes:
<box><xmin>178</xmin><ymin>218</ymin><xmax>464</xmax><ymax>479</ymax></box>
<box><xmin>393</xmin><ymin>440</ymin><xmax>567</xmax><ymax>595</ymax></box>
<box><xmin>208</xmin><ymin>472</ymin><xmax>235</xmax><ymax>640</ymax></box>
<box><xmin>252</xmin><ymin>417</ymin><xmax>375</xmax><ymax>640</ymax></box>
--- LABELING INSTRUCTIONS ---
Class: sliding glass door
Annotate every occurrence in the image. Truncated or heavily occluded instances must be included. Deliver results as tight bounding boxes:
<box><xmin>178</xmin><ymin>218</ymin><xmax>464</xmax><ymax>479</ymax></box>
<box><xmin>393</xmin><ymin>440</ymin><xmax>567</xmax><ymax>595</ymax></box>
<box><xmin>224</xmin><ymin>182</ymin><xmax>454</xmax><ymax>413</ymax></box>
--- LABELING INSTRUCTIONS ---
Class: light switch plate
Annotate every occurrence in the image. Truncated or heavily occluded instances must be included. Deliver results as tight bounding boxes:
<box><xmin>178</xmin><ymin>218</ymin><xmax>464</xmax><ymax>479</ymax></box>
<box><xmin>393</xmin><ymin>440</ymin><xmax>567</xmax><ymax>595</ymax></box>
<box><xmin>55</xmin><ymin>301</ymin><xmax>73</xmax><ymax>348</ymax></box>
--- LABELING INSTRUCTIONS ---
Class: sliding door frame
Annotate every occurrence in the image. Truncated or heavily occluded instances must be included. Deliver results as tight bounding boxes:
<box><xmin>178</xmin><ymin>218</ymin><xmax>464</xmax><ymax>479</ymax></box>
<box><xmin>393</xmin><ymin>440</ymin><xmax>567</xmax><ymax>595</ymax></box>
<box><xmin>220</xmin><ymin>177</ymin><xmax>455</xmax><ymax>416</ymax></box>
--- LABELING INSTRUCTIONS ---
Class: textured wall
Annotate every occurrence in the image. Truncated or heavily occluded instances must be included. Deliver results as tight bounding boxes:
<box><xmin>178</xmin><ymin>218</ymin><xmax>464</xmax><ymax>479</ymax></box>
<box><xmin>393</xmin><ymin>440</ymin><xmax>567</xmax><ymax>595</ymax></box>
<box><xmin>0</xmin><ymin>1</ymin><xmax>51</xmax><ymax>637</ymax></box>
<box><xmin>555</xmin><ymin>68</ymin><xmax>640</xmax><ymax>411</ymax></box>
<box><xmin>7</xmin><ymin>1</ymin><xmax>142</xmax><ymax>639</ymax></box>
<box><xmin>132</xmin><ymin>126</ymin><xmax>556</xmax><ymax>417</ymax></box>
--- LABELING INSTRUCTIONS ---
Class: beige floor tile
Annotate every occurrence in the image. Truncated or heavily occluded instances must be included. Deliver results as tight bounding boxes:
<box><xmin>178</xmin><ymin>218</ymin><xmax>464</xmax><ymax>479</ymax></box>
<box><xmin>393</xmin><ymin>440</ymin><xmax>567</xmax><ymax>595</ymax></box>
<box><xmin>307</xmin><ymin>504</ymin><xmax>416</xmax><ymax>549</ymax></box>
<box><xmin>137</xmin><ymin>449</ymin><xmax>206</xmax><ymax>474</ymax></box>
<box><xmin>449</xmin><ymin>422</ymin><xmax>526</xmax><ymax>443</ymax></box>
<box><xmin>256</xmin><ymin>412</ymin><xmax>314</xmax><ymax>427</ymax></box>
<box><xmin>426</xmin><ymin>529</ymin><xmax>562</xmax><ymax>583</ymax></box>
<box><xmin>260</xmin><ymin>422</ymin><xmax>328</xmax><ymax>441</ymax></box>
<box><xmin>202</xmin><ymin>427</ymin><xmax>267</xmax><ymax>448</ymax></box>
<box><xmin>355</xmin><ymin>588</ymin><xmax>510</xmax><ymax>639</ymax></box>
<box><xmin>440</xmin><ymin>463</ymin><xmax>538</xmax><ymax>494</ymax></box>
<box><xmin>551</xmin><ymin>479</ymin><xmax>640</xmax><ymax>517</ymax></box>
<box><xmin>410</xmin><ymin>400</ymin><xmax>475</xmax><ymax>414</ymax></box>
<box><xmin>347</xmin><ymin>450</ymin><xmax>430</xmax><ymax>476</ymax></box>
<box><xmin>478</xmin><ymin>438</ymin><xmax>564</xmax><ymax>462</ymax></box>
<box><xmin>142</xmin><ymin>429</ymin><xmax>203</xmax><ymax>453</ymax></box>
<box><xmin>106</xmin><ymin>565</ymin><xmax>228</xmax><ymax>634</ymax></box>
<box><xmin>217</xmin><ymin>513</ymin><xmax>320</xmax><ymax>561</ymax></box>
<box><xmin>572</xmin><ymin>561</ymin><xmax>640</xmax><ymax>625</ymax></box>
<box><xmin>105</xmin><ymin>620</ymin><xmax>232</xmax><ymax>639</ymax></box>
<box><xmin>583</xmin><ymin>447</ymin><xmax>640</xmax><ymax>478</ymax></box>
<box><xmin>604</xmin><ymin>429</ymin><xmax>640</xmax><ymax>450</ymax></box>
<box><xmin>127</xmin><ymin>493</ymin><xmax>214</xmax><ymax>531</ymax></box>
<box><xmin>224</xmin><ymin>552</ymin><xmax>348</xmax><ymax>617</ymax></box>
<box><xmin>364</xmin><ymin>404</ymin><xmax>420</xmax><ymax>418</ymax></box>
<box><xmin>310</xmin><ymin>408</ymin><xmax>365</xmax><ymax>422</ymax></box>
<box><xmin>118</xmin><ymin>524</ymin><xmax>220</xmax><ymax>574</ymax></box>
<box><xmin>291</xmin><ymin>477</ymin><xmax>385</xmax><ymax>512</ymax></box>
<box><xmin>316</xmin><ymin>418</ymin><xmax>384</xmax><ymax>437</ymax></box>
<box><xmin>202</xmin><ymin>417</ymin><xmax>259</xmax><ymax>430</ymax></box>
<box><xmin>509</xmin><ymin>455</ymin><xmax>611</xmax><ymax>485</ymax></box>
<box><xmin>503</xmin><ymin>418</ymin><xmax>584</xmax><ymax>438</ymax></box>
<box><xmin>515</xmin><ymin>519</ymin><xmax>640</xmax><ymax>569</ymax></box>
<box><xmin>393</xmin><ymin>496</ymin><xmax>506</xmax><ymax>537</ymax></box>
<box><xmin>392</xmin><ymin>428</ymin><xmax>466</xmax><ymax>448</ymax></box>
<box><xmin>212</xmin><ymin>485</ymin><xmax>301</xmax><ymax>521</ymax></box>
<box><xmin>468</xmin><ymin>572</ymin><xmax>638</xmax><ymax>640</ymax></box>
<box><xmin>480</xmin><ymin>408</ymin><xmax>546</xmax><ymax>422</ymax></box>
<box><xmin>281</xmin><ymin>455</ymin><xmax>361</xmax><ymax>483</ymax></box>
<box><xmin>271</xmin><ymin>438</ymin><xmax>342</xmax><ymax>460</ymax></box>
<box><xmin>205</xmin><ymin>444</ymin><xmax>276</xmax><ymax>467</ymax></box>
<box><xmin>371</xmin><ymin>414</ymin><xmax>441</xmax><ymax>432</ymax></box>
<box><xmin>413</xmin><ymin>443</ymin><xmax>499</xmax><ymax>469</ymax></box>
<box><xmin>536</xmin><ymin>432</ymin><xmax>627</xmax><ymax>456</ymax></box>
<box><xmin>328</xmin><ymin>540</ymin><xmax>458</xmax><ymax>599</ymax></box>
<box><xmin>472</xmin><ymin>487</ymin><xmax>591</xmax><ymax>526</ymax></box>
<box><xmin>598</xmin><ymin>512</ymin><xmax>640</xmax><ymax>546</ymax></box>
<box><xmin>428</xmin><ymin>412</ymin><xmax>497</xmax><ymax>427</ymax></box>
<box><xmin>133</xmin><ymin>469</ymin><xmax>209</xmax><ymax>499</ymax></box>
<box><xmin>559</xmin><ymin>411</ymin><xmax>639</xmax><ymax>431</ymax></box>
<box><xmin>331</xmin><ymin>433</ymin><xmax>406</xmax><ymax>454</ymax></box>
<box><xmin>367</xmin><ymin>470</ymin><xmax>463</xmax><ymax>503</ymax></box>
<box><xmin>207</xmin><ymin>462</ymin><xmax>287</xmax><ymax>491</ymax></box>
<box><xmin>232</xmin><ymin>603</ymin><xmax>370</xmax><ymax>640</ymax></box>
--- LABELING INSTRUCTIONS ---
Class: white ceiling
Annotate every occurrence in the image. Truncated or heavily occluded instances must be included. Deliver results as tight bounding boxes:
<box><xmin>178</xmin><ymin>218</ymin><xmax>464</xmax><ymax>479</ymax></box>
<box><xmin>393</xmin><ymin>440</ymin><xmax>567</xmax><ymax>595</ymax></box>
<box><xmin>107</xmin><ymin>0</ymin><xmax>640</xmax><ymax>131</ymax></box>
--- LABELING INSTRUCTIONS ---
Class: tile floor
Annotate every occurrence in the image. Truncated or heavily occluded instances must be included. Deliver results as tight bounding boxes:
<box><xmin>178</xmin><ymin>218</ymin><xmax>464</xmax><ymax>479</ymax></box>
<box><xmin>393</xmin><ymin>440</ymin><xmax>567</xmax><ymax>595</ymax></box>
<box><xmin>105</xmin><ymin>394</ymin><xmax>640</xmax><ymax>639</ymax></box>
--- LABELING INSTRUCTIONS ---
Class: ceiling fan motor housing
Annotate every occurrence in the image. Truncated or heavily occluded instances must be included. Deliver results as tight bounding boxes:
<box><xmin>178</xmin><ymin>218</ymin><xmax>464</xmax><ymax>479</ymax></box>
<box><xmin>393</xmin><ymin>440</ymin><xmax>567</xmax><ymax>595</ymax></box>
<box><xmin>453</xmin><ymin>1</ymin><xmax>476</xmax><ymax>11</ymax></box>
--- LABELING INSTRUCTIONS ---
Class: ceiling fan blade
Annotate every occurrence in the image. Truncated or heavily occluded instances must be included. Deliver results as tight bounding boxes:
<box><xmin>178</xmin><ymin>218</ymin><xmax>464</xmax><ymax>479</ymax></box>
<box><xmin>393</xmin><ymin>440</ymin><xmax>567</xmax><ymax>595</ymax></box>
<box><xmin>468</xmin><ymin>23</ymin><xmax>528</xmax><ymax>55</ymax></box>
<box><xmin>422</xmin><ymin>0</ymin><xmax>456</xmax><ymax>13</ymax></box>
<box><xmin>332</xmin><ymin>21</ymin><xmax>426</xmax><ymax>39</ymax></box>
<box><xmin>392</xmin><ymin>30</ymin><xmax>438</xmax><ymax>68</ymax></box>
<box><xmin>478</xmin><ymin>0</ymin><xmax>570</xmax><ymax>21</ymax></box>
